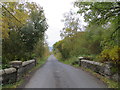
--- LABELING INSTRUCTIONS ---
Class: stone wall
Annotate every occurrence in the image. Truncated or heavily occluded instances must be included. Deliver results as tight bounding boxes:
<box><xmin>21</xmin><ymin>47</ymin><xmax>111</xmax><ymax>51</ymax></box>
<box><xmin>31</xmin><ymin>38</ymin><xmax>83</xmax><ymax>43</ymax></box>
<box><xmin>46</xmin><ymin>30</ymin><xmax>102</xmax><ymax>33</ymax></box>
<box><xmin>79</xmin><ymin>57</ymin><xmax>120</xmax><ymax>82</ymax></box>
<box><xmin>0</xmin><ymin>68</ymin><xmax>17</xmax><ymax>85</ymax></box>
<box><xmin>0</xmin><ymin>59</ymin><xmax>36</xmax><ymax>85</ymax></box>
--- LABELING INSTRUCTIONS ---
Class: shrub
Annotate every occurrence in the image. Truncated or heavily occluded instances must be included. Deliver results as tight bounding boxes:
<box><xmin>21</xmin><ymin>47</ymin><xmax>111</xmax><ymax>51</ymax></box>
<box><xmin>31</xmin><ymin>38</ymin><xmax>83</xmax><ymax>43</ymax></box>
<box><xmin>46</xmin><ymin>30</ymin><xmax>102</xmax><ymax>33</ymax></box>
<box><xmin>99</xmin><ymin>46</ymin><xmax>120</xmax><ymax>64</ymax></box>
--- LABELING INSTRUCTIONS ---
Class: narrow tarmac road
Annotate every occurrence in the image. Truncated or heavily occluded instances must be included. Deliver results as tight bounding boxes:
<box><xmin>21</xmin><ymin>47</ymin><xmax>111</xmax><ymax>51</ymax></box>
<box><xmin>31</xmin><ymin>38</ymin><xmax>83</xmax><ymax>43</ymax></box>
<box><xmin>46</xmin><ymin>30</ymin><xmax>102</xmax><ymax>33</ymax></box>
<box><xmin>24</xmin><ymin>55</ymin><xmax>107</xmax><ymax>88</ymax></box>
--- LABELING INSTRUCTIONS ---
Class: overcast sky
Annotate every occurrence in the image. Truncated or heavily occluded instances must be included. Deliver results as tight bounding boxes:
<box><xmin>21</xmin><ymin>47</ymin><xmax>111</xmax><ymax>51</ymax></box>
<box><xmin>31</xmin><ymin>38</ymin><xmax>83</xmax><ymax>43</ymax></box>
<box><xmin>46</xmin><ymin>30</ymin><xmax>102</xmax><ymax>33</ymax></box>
<box><xmin>29</xmin><ymin>0</ymin><xmax>81</xmax><ymax>47</ymax></box>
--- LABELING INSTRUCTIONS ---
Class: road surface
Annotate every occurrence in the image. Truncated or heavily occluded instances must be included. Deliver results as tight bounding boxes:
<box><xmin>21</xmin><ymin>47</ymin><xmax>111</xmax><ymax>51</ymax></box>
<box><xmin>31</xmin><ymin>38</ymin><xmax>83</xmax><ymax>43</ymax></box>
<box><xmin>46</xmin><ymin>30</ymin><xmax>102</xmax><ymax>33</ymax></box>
<box><xmin>24</xmin><ymin>55</ymin><xmax>107</xmax><ymax>88</ymax></box>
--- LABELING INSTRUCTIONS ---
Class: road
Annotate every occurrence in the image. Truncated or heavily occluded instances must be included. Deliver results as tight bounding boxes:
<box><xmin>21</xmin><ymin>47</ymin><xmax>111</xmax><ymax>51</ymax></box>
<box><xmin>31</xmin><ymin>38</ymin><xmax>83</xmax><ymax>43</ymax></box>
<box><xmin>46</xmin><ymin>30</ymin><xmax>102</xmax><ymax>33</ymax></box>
<box><xmin>24</xmin><ymin>55</ymin><xmax>107</xmax><ymax>88</ymax></box>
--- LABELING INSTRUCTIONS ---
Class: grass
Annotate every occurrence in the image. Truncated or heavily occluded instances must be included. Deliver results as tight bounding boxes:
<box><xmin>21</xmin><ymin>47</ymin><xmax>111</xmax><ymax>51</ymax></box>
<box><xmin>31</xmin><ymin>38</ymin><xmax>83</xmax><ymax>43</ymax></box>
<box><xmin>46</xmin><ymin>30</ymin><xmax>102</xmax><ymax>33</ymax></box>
<box><xmin>2</xmin><ymin>56</ymin><xmax>49</xmax><ymax>88</ymax></box>
<box><xmin>55</xmin><ymin>54</ymin><xmax>119</xmax><ymax>88</ymax></box>
<box><xmin>59</xmin><ymin>57</ymin><xmax>80</xmax><ymax>68</ymax></box>
<box><xmin>2</xmin><ymin>79</ymin><xmax>24</xmax><ymax>88</ymax></box>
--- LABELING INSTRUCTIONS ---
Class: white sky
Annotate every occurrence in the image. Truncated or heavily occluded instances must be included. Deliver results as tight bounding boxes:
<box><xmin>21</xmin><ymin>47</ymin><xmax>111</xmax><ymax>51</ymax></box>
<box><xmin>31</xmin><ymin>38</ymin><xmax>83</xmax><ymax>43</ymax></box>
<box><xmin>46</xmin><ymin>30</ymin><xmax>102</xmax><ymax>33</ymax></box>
<box><xmin>29</xmin><ymin>0</ymin><xmax>84</xmax><ymax>47</ymax></box>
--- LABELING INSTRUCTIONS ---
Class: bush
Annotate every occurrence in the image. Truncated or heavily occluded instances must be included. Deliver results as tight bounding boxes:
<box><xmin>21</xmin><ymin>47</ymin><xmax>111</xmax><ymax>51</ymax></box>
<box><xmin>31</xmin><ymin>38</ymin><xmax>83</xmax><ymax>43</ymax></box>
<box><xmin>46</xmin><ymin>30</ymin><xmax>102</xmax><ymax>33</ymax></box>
<box><xmin>99</xmin><ymin>46</ymin><xmax>120</xmax><ymax>64</ymax></box>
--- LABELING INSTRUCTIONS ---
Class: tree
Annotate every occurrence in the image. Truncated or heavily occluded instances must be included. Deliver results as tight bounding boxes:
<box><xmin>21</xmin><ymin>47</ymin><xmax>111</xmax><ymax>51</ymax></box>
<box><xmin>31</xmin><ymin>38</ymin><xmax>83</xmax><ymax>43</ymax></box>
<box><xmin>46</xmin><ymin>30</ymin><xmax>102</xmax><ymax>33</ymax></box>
<box><xmin>54</xmin><ymin>1</ymin><xmax>120</xmax><ymax>64</ymax></box>
<box><xmin>60</xmin><ymin>10</ymin><xmax>82</xmax><ymax>38</ymax></box>
<box><xmin>74</xmin><ymin>1</ymin><xmax>120</xmax><ymax>44</ymax></box>
<box><xmin>74</xmin><ymin>1</ymin><xmax>120</xmax><ymax>63</ymax></box>
<box><xmin>2</xmin><ymin>2</ymin><xmax>28</xmax><ymax>39</ymax></box>
<box><xmin>2</xmin><ymin>2</ymin><xmax>49</xmax><ymax>68</ymax></box>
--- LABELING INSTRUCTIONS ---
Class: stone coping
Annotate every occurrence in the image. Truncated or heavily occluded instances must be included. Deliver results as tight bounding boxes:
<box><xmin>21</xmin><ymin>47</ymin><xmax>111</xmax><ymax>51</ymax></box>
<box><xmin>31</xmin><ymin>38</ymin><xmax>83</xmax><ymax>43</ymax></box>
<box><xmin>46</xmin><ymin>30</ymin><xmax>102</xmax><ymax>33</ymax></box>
<box><xmin>10</xmin><ymin>61</ymin><xmax>22</xmax><ymax>64</ymax></box>
<box><xmin>0</xmin><ymin>59</ymin><xmax>35</xmax><ymax>75</ymax></box>
<box><xmin>22</xmin><ymin>59</ymin><xmax>35</xmax><ymax>66</ymax></box>
<box><xmin>0</xmin><ymin>68</ymin><xmax>16</xmax><ymax>75</ymax></box>
<box><xmin>81</xmin><ymin>60</ymin><xmax>103</xmax><ymax>66</ymax></box>
<box><xmin>78</xmin><ymin>57</ymin><xmax>84</xmax><ymax>60</ymax></box>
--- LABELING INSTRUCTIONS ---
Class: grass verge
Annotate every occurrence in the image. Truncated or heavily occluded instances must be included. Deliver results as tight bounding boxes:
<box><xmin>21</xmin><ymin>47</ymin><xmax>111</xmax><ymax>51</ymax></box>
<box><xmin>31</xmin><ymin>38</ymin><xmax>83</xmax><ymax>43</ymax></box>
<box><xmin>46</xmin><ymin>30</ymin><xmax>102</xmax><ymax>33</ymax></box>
<box><xmin>2</xmin><ymin>56</ymin><xmax>49</xmax><ymax>88</ymax></box>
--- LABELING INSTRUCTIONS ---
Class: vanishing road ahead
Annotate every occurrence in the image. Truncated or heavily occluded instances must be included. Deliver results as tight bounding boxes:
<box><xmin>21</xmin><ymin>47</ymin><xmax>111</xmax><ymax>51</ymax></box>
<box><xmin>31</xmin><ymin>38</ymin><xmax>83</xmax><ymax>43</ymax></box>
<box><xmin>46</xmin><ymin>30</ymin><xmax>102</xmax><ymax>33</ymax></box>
<box><xmin>24</xmin><ymin>55</ymin><xmax>107</xmax><ymax>88</ymax></box>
